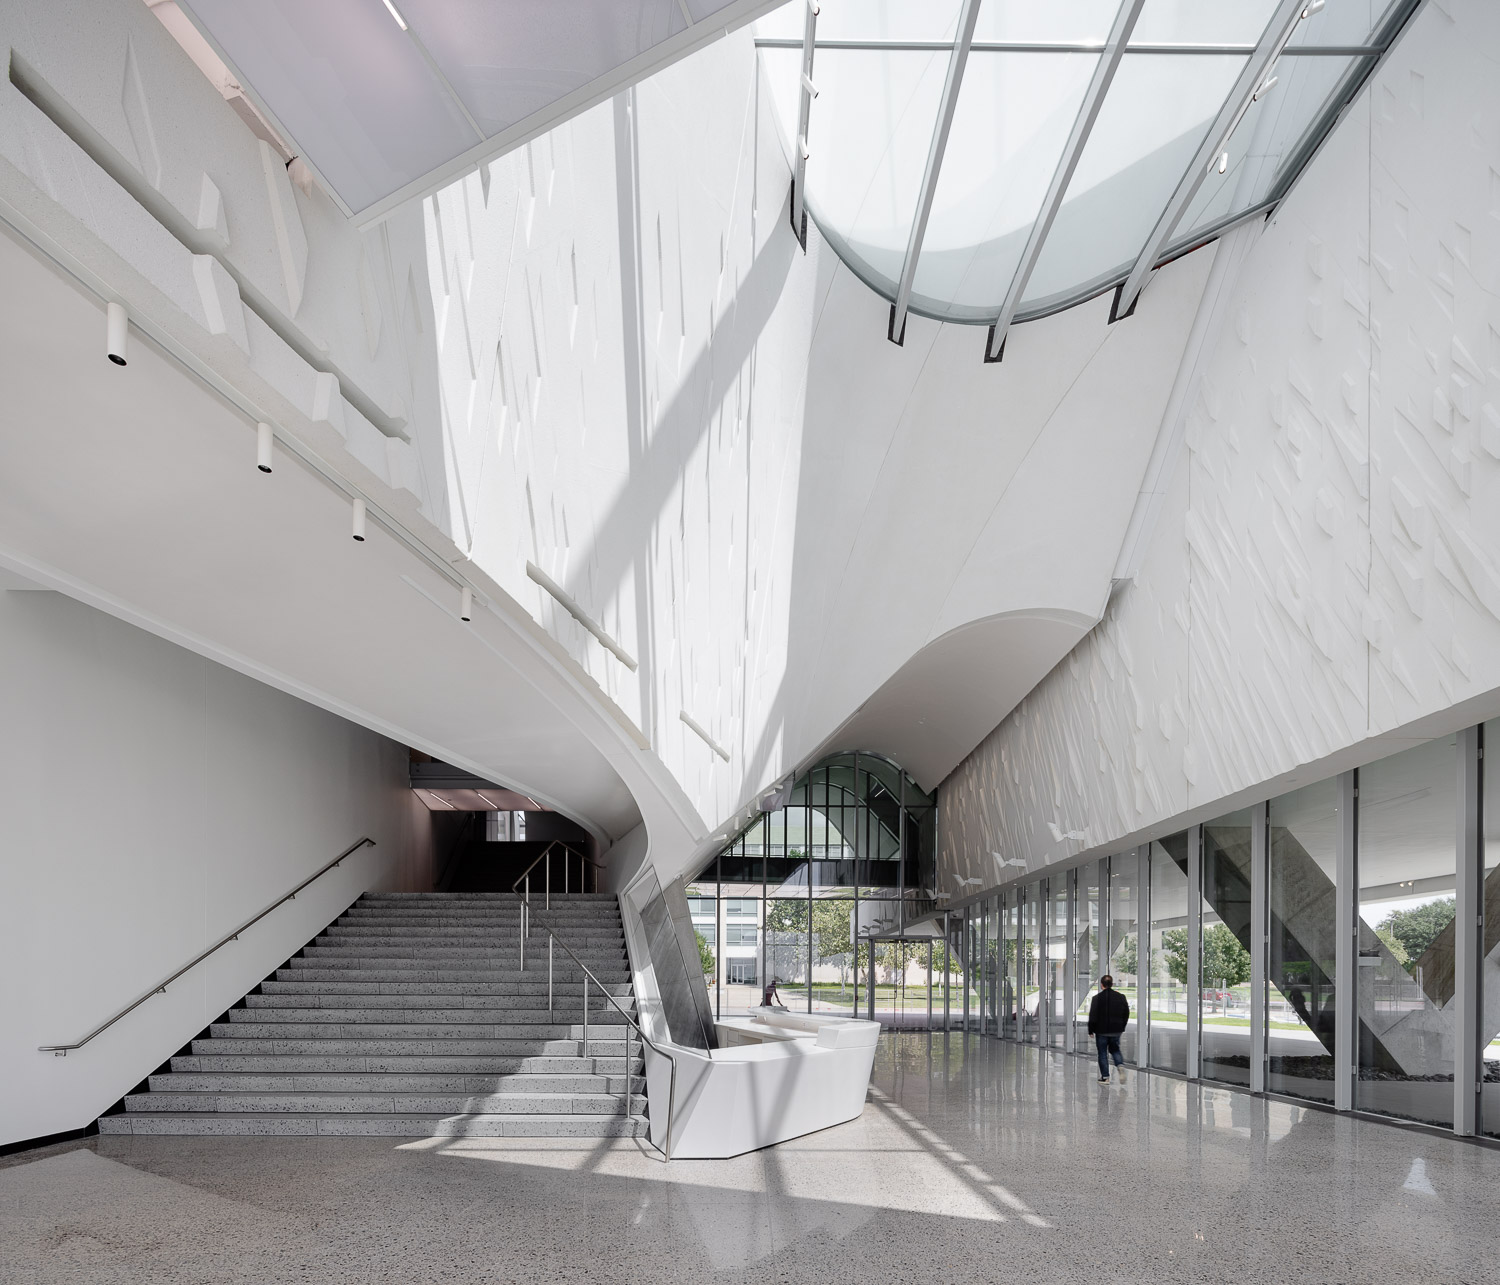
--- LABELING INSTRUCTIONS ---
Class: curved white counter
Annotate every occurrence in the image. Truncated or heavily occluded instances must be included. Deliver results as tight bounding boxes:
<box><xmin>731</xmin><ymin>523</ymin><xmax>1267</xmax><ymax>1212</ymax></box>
<box><xmin>642</xmin><ymin>1008</ymin><xmax>881</xmax><ymax>1159</ymax></box>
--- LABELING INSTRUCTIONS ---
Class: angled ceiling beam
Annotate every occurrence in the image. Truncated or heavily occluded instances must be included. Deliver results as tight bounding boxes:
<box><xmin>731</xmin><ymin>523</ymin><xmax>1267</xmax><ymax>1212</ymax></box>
<box><xmin>1114</xmin><ymin>0</ymin><xmax>1314</xmax><ymax>321</ymax></box>
<box><xmin>791</xmin><ymin>0</ymin><xmax>818</xmax><ymax>248</ymax></box>
<box><xmin>984</xmin><ymin>0</ymin><xmax>1146</xmax><ymax>363</ymax></box>
<box><xmin>887</xmin><ymin>0</ymin><xmax>984</xmax><ymax>346</ymax></box>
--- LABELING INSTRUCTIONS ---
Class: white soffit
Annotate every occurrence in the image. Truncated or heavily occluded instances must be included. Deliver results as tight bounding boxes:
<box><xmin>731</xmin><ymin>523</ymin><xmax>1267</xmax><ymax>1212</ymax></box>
<box><xmin>176</xmin><ymin>0</ymin><xmax>791</xmax><ymax>223</ymax></box>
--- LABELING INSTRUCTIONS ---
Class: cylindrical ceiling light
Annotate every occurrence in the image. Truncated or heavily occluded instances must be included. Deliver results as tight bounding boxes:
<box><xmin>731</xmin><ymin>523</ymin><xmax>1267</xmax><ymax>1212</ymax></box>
<box><xmin>256</xmin><ymin>422</ymin><xmax>273</xmax><ymax>473</ymax></box>
<box><xmin>459</xmin><ymin>586</ymin><xmax>473</xmax><ymax>622</ymax></box>
<box><xmin>351</xmin><ymin>496</ymin><xmax>367</xmax><ymax>542</ymax></box>
<box><xmin>106</xmin><ymin>302</ymin><xmax>128</xmax><ymax>367</ymax></box>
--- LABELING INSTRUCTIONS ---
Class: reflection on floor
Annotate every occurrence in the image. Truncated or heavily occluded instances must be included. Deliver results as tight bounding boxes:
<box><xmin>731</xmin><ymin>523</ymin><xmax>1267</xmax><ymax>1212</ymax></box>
<box><xmin>3</xmin><ymin>1034</ymin><xmax>1496</xmax><ymax>1283</ymax></box>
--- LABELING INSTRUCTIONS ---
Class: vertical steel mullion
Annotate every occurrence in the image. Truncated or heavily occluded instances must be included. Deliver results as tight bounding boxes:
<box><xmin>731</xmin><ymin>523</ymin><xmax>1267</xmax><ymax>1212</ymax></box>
<box><xmin>1456</xmin><ymin>725</ymin><xmax>1482</xmax><ymax>1135</ymax></box>
<box><xmin>1335</xmin><ymin>770</ymin><xmax>1357</xmax><ymax>1112</ymax></box>
<box><xmin>980</xmin><ymin>898</ymin><xmax>989</xmax><ymax>1035</ymax></box>
<box><xmin>715</xmin><ymin>856</ymin><xmax>722</xmax><ymax>1020</ymax></box>
<box><xmin>1038</xmin><ymin>878</ymin><xmax>1050</xmax><ymax>1048</ymax></box>
<box><xmin>1187</xmin><ymin>824</ymin><xmax>1203</xmax><ymax>1079</ymax></box>
<box><xmin>807</xmin><ymin>826</ymin><xmax>814</xmax><ymax>1016</ymax></box>
<box><xmin>927</xmin><ymin>939</ymin><xmax>934</xmax><ymax>1031</ymax></box>
<box><xmin>1249</xmin><ymin>802</ymin><xmax>1269</xmax><ymax>1095</ymax></box>
<box><xmin>1137</xmin><ymin>845</ymin><xmax>1151</xmax><ymax>1068</ymax></box>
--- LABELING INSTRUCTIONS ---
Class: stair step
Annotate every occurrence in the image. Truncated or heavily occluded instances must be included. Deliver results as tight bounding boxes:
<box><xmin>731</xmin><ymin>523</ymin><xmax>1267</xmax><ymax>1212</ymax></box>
<box><xmin>172</xmin><ymin>1055</ymin><xmax>641</xmax><ymax>1074</ymax></box>
<box><xmin>151</xmin><ymin>1072</ymin><xmax>633</xmax><ymax>1093</ymax></box>
<box><xmin>100</xmin><ymin>1113</ymin><xmax>648</xmax><ymax>1138</ymax></box>
<box><xmin>245</xmin><ymin>994</ymin><xmax>635</xmax><ymax>1013</ymax></box>
<box><xmin>260</xmin><ymin>979</ymin><xmax>633</xmax><ymax>996</ymax></box>
<box><xmin>191</xmin><ymin>1037</ymin><xmax>630</xmax><ymax>1057</ymax></box>
<box><xmin>278</xmin><ymin>968</ymin><xmax>629</xmax><ymax>985</ymax></box>
<box><xmin>234</xmin><ymin>1003</ymin><xmax>633</xmax><ymax>1022</ymax></box>
<box><xmin>128</xmin><ymin>1091</ymin><xmax>644</xmax><ymax>1115</ymax></box>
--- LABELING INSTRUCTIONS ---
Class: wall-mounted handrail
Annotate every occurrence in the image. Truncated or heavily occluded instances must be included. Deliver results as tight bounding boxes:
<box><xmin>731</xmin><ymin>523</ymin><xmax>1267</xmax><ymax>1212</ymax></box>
<box><xmin>522</xmin><ymin>901</ymin><xmax>681</xmax><ymax>1160</ymax></box>
<box><xmin>39</xmin><ymin>836</ymin><xmax>377</xmax><ymax>1056</ymax></box>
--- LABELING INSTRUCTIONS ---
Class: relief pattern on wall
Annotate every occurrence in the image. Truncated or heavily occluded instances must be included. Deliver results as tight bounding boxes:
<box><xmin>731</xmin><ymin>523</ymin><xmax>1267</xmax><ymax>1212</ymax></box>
<box><xmin>939</xmin><ymin>0</ymin><xmax>1500</xmax><ymax>889</ymax></box>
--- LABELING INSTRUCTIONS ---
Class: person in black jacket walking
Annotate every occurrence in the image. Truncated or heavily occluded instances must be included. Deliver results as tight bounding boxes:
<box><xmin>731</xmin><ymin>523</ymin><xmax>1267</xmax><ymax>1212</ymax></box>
<box><xmin>1087</xmin><ymin>975</ymin><xmax>1130</xmax><ymax>1084</ymax></box>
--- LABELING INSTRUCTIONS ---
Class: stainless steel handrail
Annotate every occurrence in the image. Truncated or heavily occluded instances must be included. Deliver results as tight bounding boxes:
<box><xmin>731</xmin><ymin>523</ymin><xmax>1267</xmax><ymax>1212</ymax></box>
<box><xmin>522</xmin><ymin>901</ymin><xmax>681</xmax><ymax>1161</ymax></box>
<box><xmin>39</xmin><ymin>836</ymin><xmax>377</xmax><ymax>1056</ymax></box>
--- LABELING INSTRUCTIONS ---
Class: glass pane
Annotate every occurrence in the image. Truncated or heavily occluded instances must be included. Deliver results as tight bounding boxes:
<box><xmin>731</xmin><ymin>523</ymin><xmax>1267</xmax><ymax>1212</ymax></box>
<box><xmin>1268</xmin><ymin>781</ymin><xmax>1340</xmax><ymax>1103</ymax></box>
<box><xmin>1074</xmin><ymin>863</ymin><xmax>1102</xmax><ymax>1049</ymax></box>
<box><xmin>1108</xmin><ymin>851</ymin><xmax>1141</xmax><ymax>1063</ymax></box>
<box><xmin>765</xmin><ymin>46</ymin><xmax>952</xmax><ymax>296</ymax></box>
<box><xmin>910</xmin><ymin>51</ymin><xmax>1099</xmax><ymax>320</ymax></box>
<box><xmin>1149</xmin><ymin>834</ymin><xmax>1190</xmax><ymax>1073</ymax></box>
<box><xmin>813</xmin><ymin>0</ymin><xmax>965</xmax><ymax>43</ymax></box>
<box><xmin>1131</xmin><ymin>0</ymin><xmax>1279</xmax><ymax>45</ymax></box>
<box><xmin>1480</xmin><ymin>720</ymin><xmax>1500</xmax><ymax>1138</ymax></box>
<box><xmin>766</xmin><ymin>897</ymin><xmax>810</xmax><ymax>1012</ymax></box>
<box><xmin>987</xmin><ymin>897</ymin><xmax>1002</xmax><ymax>1035</ymax></box>
<box><xmin>719</xmin><ymin>896</ymin><xmax>761</xmax><ymax>1016</ymax></box>
<box><xmin>1176</xmin><ymin>55</ymin><xmax>1370</xmax><ymax>242</ymax></box>
<box><xmin>1022</xmin><ymin>53</ymin><xmax>1248</xmax><ymax>312</ymax></box>
<box><xmin>1357</xmin><ymin>736</ymin><xmax>1457</xmax><ymax>1127</ymax></box>
<box><xmin>974</xmin><ymin>0</ymin><xmax>1121</xmax><ymax>44</ymax></box>
<box><xmin>1047</xmin><ymin>876</ymin><xmax>1069</xmax><ymax>1047</ymax></box>
<box><xmin>1286</xmin><ymin>0</ymin><xmax>1407</xmax><ymax>48</ymax></box>
<box><xmin>1201</xmin><ymin>810</ymin><xmax>1255</xmax><ymax>1087</ymax></box>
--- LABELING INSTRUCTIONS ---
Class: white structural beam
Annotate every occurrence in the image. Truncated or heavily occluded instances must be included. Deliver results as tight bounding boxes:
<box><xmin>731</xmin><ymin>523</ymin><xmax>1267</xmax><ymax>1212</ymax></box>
<box><xmin>985</xmin><ymin>0</ymin><xmax>1144</xmax><ymax>362</ymax></box>
<box><xmin>1115</xmin><ymin>0</ymin><xmax>1310</xmax><ymax>321</ymax></box>
<box><xmin>791</xmin><ymin>0</ymin><xmax>818</xmax><ymax>247</ymax></box>
<box><xmin>888</xmin><ymin>0</ymin><xmax>983</xmax><ymax>346</ymax></box>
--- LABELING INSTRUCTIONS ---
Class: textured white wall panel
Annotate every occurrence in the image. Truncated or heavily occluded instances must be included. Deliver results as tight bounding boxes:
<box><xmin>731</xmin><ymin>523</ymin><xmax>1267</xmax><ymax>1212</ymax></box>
<box><xmin>939</xmin><ymin>0</ymin><xmax>1500</xmax><ymax>892</ymax></box>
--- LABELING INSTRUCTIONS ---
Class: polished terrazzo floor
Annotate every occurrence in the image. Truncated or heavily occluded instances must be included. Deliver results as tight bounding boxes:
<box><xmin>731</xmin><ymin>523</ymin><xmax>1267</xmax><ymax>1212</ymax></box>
<box><xmin>3</xmin><ymin>1034</ymin><xmax>1497</xmax><ymax>1284</ymax></box>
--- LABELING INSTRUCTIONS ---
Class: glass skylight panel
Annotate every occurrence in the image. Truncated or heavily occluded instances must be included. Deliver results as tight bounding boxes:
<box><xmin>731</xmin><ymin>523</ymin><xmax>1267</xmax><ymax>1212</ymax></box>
<box><xmin>396</xmin><ymin>0</ymin><xmax>689</xmax><ymax>137</ymax></box>
<box><xmin>756</xmin><ymin>0</ymin><xmax>1417</xmax><ymax>329</ymax></box>
<box><xmin>792</xmin><ymin>48</ymin><xmax>953</xmax><ymax>291</ymax></box>
<box><xmin>1285</xmin><ymin>0</ymin><xmax>1404</xmax><ymax>48</ymax></box>
<box><xmin>1175</xmin><ymin>54</ymin><xmax>1370</xmax><ymax>243</ymax></box>
<box><xmin>911</xmin><ymin>52</ymin><xmax>1099</xmax><ymax>318</ymax></box>
<box><xmin>183</xmin><ymin>0</ymin><xmax>480</xmax><ymax>215</ymax></box>
<box><xmin>1021</xmin><ymin>53</ymin><xmax>1247</xmax><ymax>310</ymax></box>
<box><xmin>970</xmin><ymin>0</ymin><xmax>1122</xmax><ymax>46</ymax></box>
<box><xmin>810</xmin><ymin>0</ymin><xmax>967</xmax><ymax>44</ymax></box>
<box><xmin>1129</xmin><ymin>0</ymin><xmax>1281</xmax><ymax>47</ymax></box>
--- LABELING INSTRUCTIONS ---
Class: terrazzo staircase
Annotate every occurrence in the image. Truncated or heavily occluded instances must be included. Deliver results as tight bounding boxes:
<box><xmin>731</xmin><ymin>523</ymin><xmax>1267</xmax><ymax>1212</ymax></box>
<box><xmin>99</xmin><ymin>892</ymin><xmax>648</xmax><ymax>1137</ymax></box>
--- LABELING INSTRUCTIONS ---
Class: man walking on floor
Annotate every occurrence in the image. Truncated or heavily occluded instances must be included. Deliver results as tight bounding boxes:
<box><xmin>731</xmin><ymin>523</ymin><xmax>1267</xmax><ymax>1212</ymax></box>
<box><xmin>1087</xmin><ymin>974</ymin><xmax>1129</xmax><ymax>1084</ymax></box>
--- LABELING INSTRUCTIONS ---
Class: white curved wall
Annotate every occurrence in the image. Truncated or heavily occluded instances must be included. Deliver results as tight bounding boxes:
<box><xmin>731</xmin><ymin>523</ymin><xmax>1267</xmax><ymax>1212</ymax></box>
<box><xmin>420</xmin><ymin>31</ymin><xmax>1219</xmax><ymax>881</ymax></box>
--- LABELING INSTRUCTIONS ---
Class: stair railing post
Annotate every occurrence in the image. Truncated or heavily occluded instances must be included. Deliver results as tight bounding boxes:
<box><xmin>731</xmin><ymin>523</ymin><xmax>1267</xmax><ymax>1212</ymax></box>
<box><xmin>582</xmin><ymin>976</ymin><xmax>589</xmax><ymax>1064</ymax></box>
<box><xmin>548</xmin><ymin>935</ymin><xmax>553</xmax><ymax>1014</ymax></box>
<box><xmin>546</xmin><ymin>846</ymin><xmax>551</xmax><ymax>911</ymax></box>
<box><xmin>520</xmin><ymin>877</ymin><xmax>527</xmax><ymax>973</ymax></box>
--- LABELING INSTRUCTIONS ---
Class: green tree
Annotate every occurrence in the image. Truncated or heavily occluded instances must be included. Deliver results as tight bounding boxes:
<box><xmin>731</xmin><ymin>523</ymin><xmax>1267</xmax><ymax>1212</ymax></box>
<box><xmin>694</xmin><ymin>928</ymin><xmax>716</xmax><ymax>979</ymax></box>
<box><xmin>1202</xmin><ymin>923</ymin><xmax>1251</xmax><ymax>987</ymax></box>
<box><xmin>1379</xmin><ymin>898</ymin><xmax>1454</xmax><ymax>966</ymax></box>
<box><xmin>1375</xmin><ymin>925</ymin><xmax>1409</xmax><ymax>968</ymax></box>
<box><xmin>1111</xmin><ymin>932</ymin><xmax>1137</xmax><ymax>979</ymax></box>
<box><xmin>1161</xmin><ymin>923</ymin><xmax>1249</xmax><ymax>988</ymax></box>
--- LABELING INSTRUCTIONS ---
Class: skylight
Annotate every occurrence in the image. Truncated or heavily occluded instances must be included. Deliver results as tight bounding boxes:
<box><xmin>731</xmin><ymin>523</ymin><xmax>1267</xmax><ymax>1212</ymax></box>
<box><xmin>756</xmin><ymin>0</ymin><xmax>1419</xmax><ymax>354</ymax></box>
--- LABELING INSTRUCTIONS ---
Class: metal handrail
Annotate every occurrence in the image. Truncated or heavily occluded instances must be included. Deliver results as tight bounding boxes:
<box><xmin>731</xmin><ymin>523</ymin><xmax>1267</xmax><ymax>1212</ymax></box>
<box><xmin>522</xmin><ymin>901</ymin><xmax>682</xmax><ymax>1161</ymax></box>
<box><xmin>39</xmin><ymin>836</ymin><xmax>377</xmax><ymax>1056</ymax></box>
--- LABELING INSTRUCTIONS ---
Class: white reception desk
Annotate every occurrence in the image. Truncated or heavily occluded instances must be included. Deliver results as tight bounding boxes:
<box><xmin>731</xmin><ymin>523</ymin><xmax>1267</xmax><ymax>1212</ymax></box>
<box><xmin>641</xmin><ymin>1008</ymin><xmax>881</xmax><ymax>1159</ymax></box>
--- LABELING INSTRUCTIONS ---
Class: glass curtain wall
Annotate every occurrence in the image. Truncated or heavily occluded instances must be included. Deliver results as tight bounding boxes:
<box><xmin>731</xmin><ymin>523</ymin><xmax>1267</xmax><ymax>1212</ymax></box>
<box><xmin>953</xmin><ymin>725</ymin><xmax>1500</xmax><ymax>1143</ymax></box>
<box><xmin>1358</xmin><ymin>736</ymin><xmax>1457</xmax><ymax>1127</ymax></box>
<box><xmin>689</xmin><ymin>752</ymin><xmax>935</xmax><ymax>1022</ymax></box>
<box><xmin>1200</xmin><ymin>809</ymin><xmax>1254</xmax><ymax>1087</ymax></box>
<box><xmin>1267</xmin><ymin>781</ymin><xmax>1340</xmax><ymax>1102</ymax></box>
<box><xmin>1108</xmin><ymin>852</ymin><xmax>1141</xmax><ymax>1064</ymax></box>
<box><xmin>1149</xmin><ymin>834</ymin><xmax>1190</xmax><ymax>1073</ymax></box>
